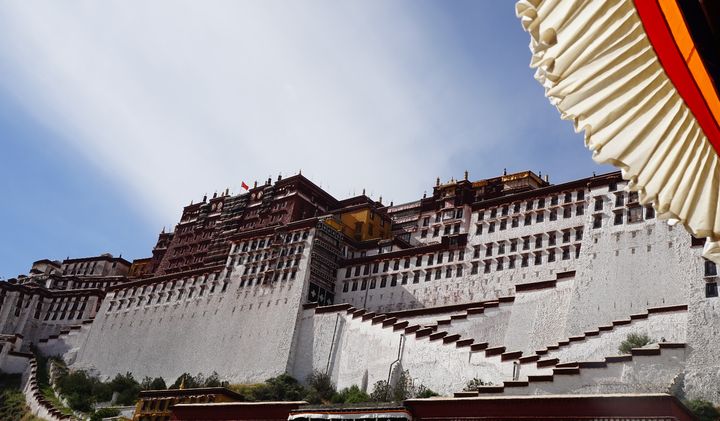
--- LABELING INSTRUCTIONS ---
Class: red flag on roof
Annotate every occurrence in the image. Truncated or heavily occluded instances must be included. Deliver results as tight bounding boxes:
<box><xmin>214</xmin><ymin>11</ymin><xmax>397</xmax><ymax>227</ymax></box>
<box><xmin>241</xmin><ymin>181</ymin><xmax>249</xmax><ymax>191</ymax></box>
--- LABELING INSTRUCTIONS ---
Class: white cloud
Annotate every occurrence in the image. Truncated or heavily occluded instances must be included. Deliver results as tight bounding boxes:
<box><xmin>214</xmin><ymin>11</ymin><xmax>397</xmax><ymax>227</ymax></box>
<box><xmin>0</xmin><ymin>1</ymin><xmax>527</xmax><ymax>226</ymax></box>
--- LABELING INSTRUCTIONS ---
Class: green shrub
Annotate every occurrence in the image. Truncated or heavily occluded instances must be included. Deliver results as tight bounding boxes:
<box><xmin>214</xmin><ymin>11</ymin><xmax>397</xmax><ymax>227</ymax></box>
<box><xmin>618</xmin><ymin>333</ymin><xmax>654</xmax><ymax>354</ymax></box>
<box><xmin>303</xmin><ymin>388</ymin><xmax>322</xmax><ymax>405</ymax></box>
<box><xmin>52</xmin><ymin>365</ymin><xmax>142</xmax><ymax>410</ymax></box>
<box><xmin>331</xmin><ymin>385</ymin><xmax>370</xmax><ymax>404</ymax></box>
<box><xmin>162</xmin><ymin>373</ymin><xmax>375</xmax><ymax>404</ymax></box>
<box><xmin>415</xmin><ymin>386</ymin><xmax>439</xmax><ymax>399</ymax></box>
<box><xmin>685</xmin><ymin>399</ymin><xmax>720</xmax><ymax>421</ymax></box>
<box><xmin>263</xmin><ymin>374</ymin><xmax>306</xmax><ymax>401</ymax></box>
<box><xmin>228</xmin><ymin>374</ymin><xmax>306</xmax><ymax>401</ymax></box>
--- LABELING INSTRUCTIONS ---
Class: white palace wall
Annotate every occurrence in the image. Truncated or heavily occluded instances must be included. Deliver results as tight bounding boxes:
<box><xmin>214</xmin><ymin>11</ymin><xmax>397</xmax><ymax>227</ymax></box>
<box><xmin>542</xmin><ymin>309</ymin><xmax>688</xmax><ymax>365</ymax></box>
<box><xmin>291</xmin><ymin>308</ymin><xmax>341</xmax><ymax>385</ymax></box>
<box><xmin>290</xmin><ymin>297</ymin><xmax>690</xmax><ymax>397</ymax></box>
<box><xmin>416</xmin><ymin>301</ymin><xmax>514</xmax><ymax>350</ymax></box>
<box><xmin>69</xmin><ymin>229</ymin><xmax>318</xmax><ymax>384</ymax></box>
<box><xmin>292</xmin><ymin>308</ymin><xmax>511</xmax><ymax>396</ymax></box>
<box><xmin>293</xmin><ymin>277</ymin><xmax>595</xmax><ymax>396</ymax></box>
<box><xmin>503</xmin><ymin>278</ymin><xmax>574</xmax><ymax>353</ymax></box>
<box><xmin>0</xmin><ymin>287</ymin><xmax>101</xmax><ymax>348</ymax></box>
<box><xmin>336</xmin><ymin>185</ymin><xmax>593</xmax><ymax>315</ymax></box>
<box><xmin>682</xmin><ymin>252</ymin><xmax>720</xmax><ymax>402</ymax></box>
<box><xmin>565</xmin><ymin>219</ymin><xmax>695</xmax><ymax>338</ymax></box>
<box><xmin>335</xmin><ymin>243</ymin><xmax>581</xmax><ymax>315</ymax></box>
<box><xmin>291</xmin><ymin>222</ymin><xmax>698</xmax><ymax>397</ymax></box>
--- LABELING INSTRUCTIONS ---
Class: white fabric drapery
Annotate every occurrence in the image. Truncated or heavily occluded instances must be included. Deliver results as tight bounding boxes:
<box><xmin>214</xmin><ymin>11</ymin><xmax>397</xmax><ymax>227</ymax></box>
<box><xmin>516</xmin><ymin>0</ymin><xmax>720</xmax><ymax>263</ymax></box>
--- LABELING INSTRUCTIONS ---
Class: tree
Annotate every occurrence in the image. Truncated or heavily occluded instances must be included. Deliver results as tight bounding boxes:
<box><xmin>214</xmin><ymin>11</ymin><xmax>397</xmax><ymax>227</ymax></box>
<box><xmin>391</xmin><ymin>370</ymin><xmax>413</xmax><ymax>402</ymax></box>
<box><xmin>169</xmin><ymin>372</ymin><xmax>223</xmax><ymax>389</ymax></box>
<box><xmin>370</xmin><ymin>380</ymin><xmax>392</xmax><ymax>402</ymax></box>
<box><xmin>204</xmin><ymin>372</ymin><xmax>223</xmax><ymax>388</ymax></box>
<box><xmin>618</xmin><ymin>333</ymin><xmax>653</xmax><ymax>354</ymax></box>
<box><xmin>305</xmin><ymin>371</ymin><xmax>336</xmax><ymax>403</ymax></box>
<box><xmin>109</xmin><ymin>372</ymin><xmax>141</xmax><ymax>406</ymax></box>
<box><xmin>56</xmin><ymin>370</ymin><xmax>110</xmax><ymax>412</ymax></box>
<box><xmin>170</xmin><ymin>373</ymin><xmax>201</xmax><ymax>389</ymax></box>
<box><xmin>141</xmin><ymin>376</ymin><xmax>167</xmax><ymax>391</ymax></box>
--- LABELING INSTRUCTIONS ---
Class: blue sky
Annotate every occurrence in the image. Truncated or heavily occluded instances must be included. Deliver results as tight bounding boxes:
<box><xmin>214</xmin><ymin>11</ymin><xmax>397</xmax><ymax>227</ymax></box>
<box><xmin>0</xmin><ymin>1</ymin><xmax>611</xmax><ymax>278</ymax></box>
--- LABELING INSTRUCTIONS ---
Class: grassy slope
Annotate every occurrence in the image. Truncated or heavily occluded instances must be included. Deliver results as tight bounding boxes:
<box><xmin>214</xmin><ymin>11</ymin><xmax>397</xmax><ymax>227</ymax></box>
<box><xmin>0</xmin><ymin>372</ymin><xmax>44</xmax><ymax>421</ymax></box>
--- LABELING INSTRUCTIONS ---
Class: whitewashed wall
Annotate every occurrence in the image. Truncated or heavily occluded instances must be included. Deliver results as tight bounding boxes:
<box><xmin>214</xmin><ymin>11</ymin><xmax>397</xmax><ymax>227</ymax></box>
<box><xmin>504</xmin><ymin>280</ymin><xmax>574</xmax><ymax>353</ymax></box>
<box><xmin>542</xmin><ymin>310</ymin><xmax>687</xmax><ymax>364</ymax></box>
<box><xmin>293</xmin><ymin>303</ymin><xmax>689</xmax><ymax>397</ymax></box>
<box><xmin>566</xmin><ymin>220</ymin><xmax>695</xmax><ymax>338</ymax></box>
<box><xmin>37</xmin><ymin>323</ymin><xmax>93</xmax><ymax>364</ymax></box>
<box><xmin>69</xmin><ymin>230</ymin><xmax>317</xmax><ymax>384</ymax></box>
<box><xmin>682</xmin><ymin>253</ymin><xmax>720</xmax><ymax>402</ymax></box>
<box><xmin>294</xmin><ymin>310</ymin><xmax>508</xmax><ymax>395</ymax></box>
<box><xmin>336</xmin><ymin>189</ymin><xmax>589</xmax><ymax>313</ymax></box>
<box><xmin>291</xmin><ymin>308</ymin><xmax>346</xmax><ymax>386</ymax></box>
<box><xmin>0</xmin><ymin>289</ymin><xmax>100</xmax><ymax>348</ymax></box>
<box><xmin>336</xmin><ymin>248</ymin><xmax>581</xmax><ymax>314</ymax></box>
<box><xmin>432</xmin><ymin>305</ymin><xmax>513</xmax><ymax>349</ymax></box>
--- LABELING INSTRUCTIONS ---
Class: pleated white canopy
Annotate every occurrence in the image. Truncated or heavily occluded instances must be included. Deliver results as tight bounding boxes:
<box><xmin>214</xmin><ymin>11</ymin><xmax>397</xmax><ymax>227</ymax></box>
<box><xmin>516</xmin><ymin>0</ymin><xmax>720</xmax><ymax>263</ymax></box>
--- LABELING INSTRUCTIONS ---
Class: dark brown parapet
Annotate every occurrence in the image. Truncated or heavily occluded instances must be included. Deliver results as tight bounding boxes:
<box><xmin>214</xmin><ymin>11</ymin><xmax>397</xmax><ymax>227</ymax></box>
<box><xmin>515</xmin><ymin>279</ymin><xmax>556</xmax><ymax>292</ymax></box>
<box><xmin>410</xmin><ymin>393</ymin><xmax>694</xmax><ymax>420</ymax></box>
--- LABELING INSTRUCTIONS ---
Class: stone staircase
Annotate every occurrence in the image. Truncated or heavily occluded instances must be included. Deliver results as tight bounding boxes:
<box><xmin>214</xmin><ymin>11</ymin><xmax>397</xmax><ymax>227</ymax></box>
<box><xmin>22</xmin><ymin>356</ymin><xmax>76</xmax><ymax>421</ymax></box>
<box><xmin>310</xmin><ymin>297</ymin><xmax>689</xmax><ymax>394</ymax></box>
<box><xmin>310</xmin><ymin>302</ymin><xmax>515</xmax><ymax>391</ymax></box>
<box><xmin>368</xmin><ymin>297</ymin><xmax>688</xmax><ymax>382</ymax></box>
<box><xmin>511</xmin><ymin>304</ymin><xmax>687</xmax><ymax>376</ymax></box>
<box><xmin>454</xmin><ymin>342</ymin><xmax>687</xmax><ymax>396</ymax></box>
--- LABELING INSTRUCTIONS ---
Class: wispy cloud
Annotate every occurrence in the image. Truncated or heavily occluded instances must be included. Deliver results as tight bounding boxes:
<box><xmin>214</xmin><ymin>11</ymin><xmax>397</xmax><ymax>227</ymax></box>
<box><xmin>0</xmin><ymin>1</ymin><xmax>573</xmax><ymax>227</ymax></box>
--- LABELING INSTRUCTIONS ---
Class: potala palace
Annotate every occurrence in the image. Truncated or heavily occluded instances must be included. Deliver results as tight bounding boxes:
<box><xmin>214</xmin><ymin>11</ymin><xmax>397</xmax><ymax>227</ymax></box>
<box><xmin>1</xmin><ymin>170</ymin><xmax>718</xmax><ymax>403</ymax></box>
